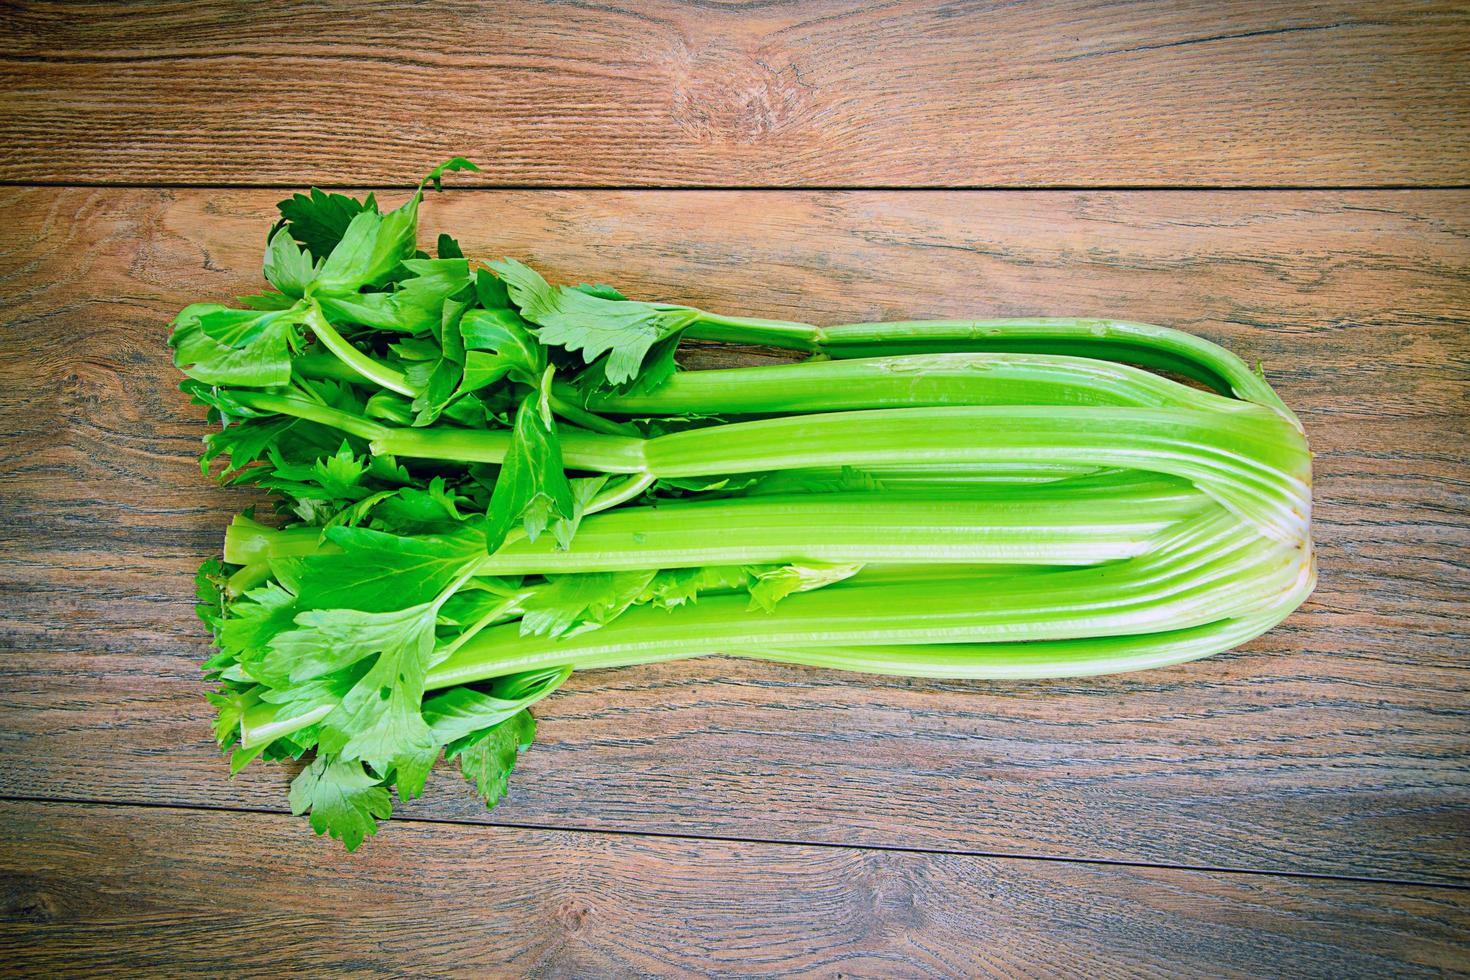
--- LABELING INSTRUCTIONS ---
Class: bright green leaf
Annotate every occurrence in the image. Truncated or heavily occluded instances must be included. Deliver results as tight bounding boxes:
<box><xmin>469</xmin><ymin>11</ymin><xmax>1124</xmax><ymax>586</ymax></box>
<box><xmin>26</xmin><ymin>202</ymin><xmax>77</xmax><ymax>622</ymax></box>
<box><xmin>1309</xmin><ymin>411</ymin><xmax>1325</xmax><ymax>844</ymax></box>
<box><xmin>295</xmin><ymin>525</ymin><xmax>486</xmax><ymax>613</ymax></box>
<box><xmin>170</xmin><ymin>303</ymin><xmax>295</xmax><ymax>388</ymax></box>
<box><xmin>265</xmin><ymin>601</ymin><xmax>437</xmax><ymax>683</ymax></box>
<box><xmin>746</xmin><ymin>561</ymin><xmax>865</xmax><ymax>612</ymax></box>
<box><xmin>315</xmin><ymin>206</ymin><xmax>416</xmax><ymax>294</ymax></box>
<box><xmin>520</xmin><ymin>570</ymin><xmax>656</xmax><ymax>638</ymax></box>
<box><xmin>275</xmin><ymin>189</ymin><xmax>377</xmax><ymax>261</ymax></box>
<box><xmin>486</xmin><ymin>392</ymin><xmax>575</xmax><ymax>550</ymax></box>
<box><xmin>423</xmin><ymin>666</ymin><xmax>569</xmax><ymax>744</ymax></box>
<box><xmin>289</xmin><ymin>754</ymin><xmax>393</xmax><ymax>851</ymax></box>
<box><xmin>449</xmin><ymin>709</ymin><xmax>535</xmax><ymax>810</ymax></box>
<box><xmin>491</xmin><ymin>258</ymin><xmax>698</xmax><ymax>385</ymax></box>
<box><xmin>264</xmin><ymin>227</ymin><xmax>321</xmax><ymax>297</ymax></box>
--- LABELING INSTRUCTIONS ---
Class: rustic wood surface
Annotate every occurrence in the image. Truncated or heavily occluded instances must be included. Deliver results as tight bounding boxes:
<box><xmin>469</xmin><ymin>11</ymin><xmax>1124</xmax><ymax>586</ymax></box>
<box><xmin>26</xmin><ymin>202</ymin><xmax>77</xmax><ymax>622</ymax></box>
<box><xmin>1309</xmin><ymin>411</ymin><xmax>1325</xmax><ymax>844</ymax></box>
<box><xmin>1</xmin><ymin>188</ymin><xmax>1466</xmax><ymax>926</ymax></box>
<box><xmin>1</xmin><ymin>0</ymin><xmax>1467</xmax><ymax>187</ymax></box>
<box><xmin>4</xmin><ymin>800</ymin><xmax>1470</xmax><ymax>978</ymax></box>
<box><xmin>3</xmin><ymin>0</ymin><xmax>1469</xmax><ymax>968</ymax></box>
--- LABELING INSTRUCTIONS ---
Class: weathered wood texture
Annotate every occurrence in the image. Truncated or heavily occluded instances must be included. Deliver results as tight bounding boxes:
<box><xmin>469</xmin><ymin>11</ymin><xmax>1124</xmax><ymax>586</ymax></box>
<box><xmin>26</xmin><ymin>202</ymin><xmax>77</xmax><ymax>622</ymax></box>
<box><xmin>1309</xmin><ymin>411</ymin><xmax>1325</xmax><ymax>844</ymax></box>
<box><xmin>1</xmin><ymin>801</ymin><xmax>1467</xmax><ymax>978</ymax></box>
<box><xmin>2</xmin><ymin>187</ymin><xmax>1466</xmax><ymax>885</ymax></box>
<box><xmin>0</xmin><ymin>1</ymin><xmax>1466</xmax><ymax>187</ymax></box>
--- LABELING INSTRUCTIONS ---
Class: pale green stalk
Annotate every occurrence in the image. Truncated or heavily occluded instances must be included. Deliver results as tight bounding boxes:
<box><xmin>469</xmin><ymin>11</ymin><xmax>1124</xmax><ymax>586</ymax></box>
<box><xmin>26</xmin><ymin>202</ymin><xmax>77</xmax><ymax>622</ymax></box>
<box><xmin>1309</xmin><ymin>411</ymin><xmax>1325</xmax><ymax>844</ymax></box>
<box><xmin>575</xmin><ymin>351</ymin><xmax>1251</xmax><ymax>417</ymax></box>
<box><xmin>302</xmin><ymin>304</ymin><xmax>417</xmax><ymax>397</ymax></box>
<box><xmin>370</xmin><ymin>404</ymin><xmax>1310</xmax><ymax>546</ymax></box>
<box><xmin>424</xmin><ymin>528</ymin><xmax>1307</xmax><ymax>690</ymax></box>
<box><xmin>682</xmin><ymin>316</ymin><xmax>1297</xmax><ymax>425</ymax></box>
<box><xmin>224</xmin><ymin>474</ymin><xmax>1215</xmax><ymax>573</ymax></box>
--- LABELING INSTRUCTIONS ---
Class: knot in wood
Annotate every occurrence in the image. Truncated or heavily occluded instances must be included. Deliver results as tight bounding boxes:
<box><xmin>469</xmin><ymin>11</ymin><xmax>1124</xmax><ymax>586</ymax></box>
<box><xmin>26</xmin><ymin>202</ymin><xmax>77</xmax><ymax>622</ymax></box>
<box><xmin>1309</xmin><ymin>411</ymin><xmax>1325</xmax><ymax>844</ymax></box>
<box><xmin>556</xmin><ymin>897</ymin><xmax>592</xmax><ymax>933</ymax></box>
<box><xmin>2</xmin><ymin>882</ymin><xmax>63</xmax><ymax>924</ymax></box>
<box><xmin>670</xmin><ymin>42</ymin><xmax>810</xmax><ymax>144</ymax></box>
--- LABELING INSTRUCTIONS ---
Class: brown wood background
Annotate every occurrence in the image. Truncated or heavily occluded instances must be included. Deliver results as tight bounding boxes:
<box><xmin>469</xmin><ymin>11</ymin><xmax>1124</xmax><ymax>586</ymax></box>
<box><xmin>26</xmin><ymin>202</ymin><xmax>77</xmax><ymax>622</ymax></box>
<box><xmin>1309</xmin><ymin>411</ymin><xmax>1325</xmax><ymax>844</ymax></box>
<box><xmin>0</xmin><ymin>2</ymin><xmax>1467</xmax><ymax>976</ymax></box>
<box><xmin>1</xmin><ymin>0</ymin><xmax>1467</xmax><ymax>186</ymax></box>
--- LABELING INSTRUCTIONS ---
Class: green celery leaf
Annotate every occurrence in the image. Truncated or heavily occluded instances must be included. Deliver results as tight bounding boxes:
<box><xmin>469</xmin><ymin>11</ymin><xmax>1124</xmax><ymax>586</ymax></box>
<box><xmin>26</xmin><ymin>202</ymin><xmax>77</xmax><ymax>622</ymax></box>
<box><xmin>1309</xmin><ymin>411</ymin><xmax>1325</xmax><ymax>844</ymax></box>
<box><xmin>264</xmin><ymin>601</ymin><xmax>436</xmax><ymax>683</ymax></box>
<box><xmin>440</xmin><ymin>391</ymin><xmax>489</xmax><ymax>428</ymax></box>
<box><xmin>486</xmin><ymin>389</ymin><xmax>575</xmax><ymax>550</ymax></box>
<box><xmin>205</xmin><ymin>687</ymin><xmax>253</xmax><ymax>749</ymax></box>
<box><xmin>263</xmin><ymin>227</ymin><xmax>321</xmax><ymax>297</ymax></box>
<box><xmin>256</xmin><ymin>661</ymin><xmax>371</xmax><ymax>724</ymax></box>
<box><xmin>275</xmin><ymin>189</ymin><xmax>377</xmax><ymax>261</ymax></box>
<box><xmin>368</xmin><ymin>477</ymin><xmax>466</xmax><ymax>533</ymax></box>
<box><xmin>392</xmin><ymin>744</ymin><xmax>440</xmax><ymax>800</ymax></box>
<box><xmin>365</xmin><ymin>391</ymin><xmax>414</xmax><ymax>426</ymax></box>
<box><xmin>449</xmin><ymin>710</ymin><xmax>536</xmax><ymax>810</ymax></box>
<box><xmin>267</xmin><ymin>557</ymin><xmax>307</xmax><ymax>595</ymax></box>
<box><xmin>389</xmin><ymin>337</ymin><xmax>442</xmax><ymax>362</ymax></box>
<box><xmin>180</xmin><ymin>378</ymin><xmax>258</xmax><ymax>424</ymax></box>
<box><xmin>195</xmin><ymin>306</ymin><xmax>298</xmax><ymax>348</ymax></box>
<box><xmin>194</xmin><ymin>557</ymin><xmax>226</xmax><ymax>628</ymax></box>
<box><xmin>203</xmin><ymin>416</ymin><xmax>297</xmax><ymax>477</ymax></box>
<box><xmin>410</xmin><ymin>298</ymin><xmax>470</xmax><ymax>426</ymax></box>
<box><xmin>275</xmin><ymin>602</ymin><xmax>439</xmax><ymax>776</ymax></box>
<box><xmin>170</xmin><ymin>303</ymin><xmax>294</xmax><ymax>388</ymax></box>
<box><xmin>229</xmin><ymin>741</ymin><xmax>271</xmax><ymax>774</ymax></box>
<box><xmin>423</xmin><ymin>666</ymin><xmax>569</xmax><ymax>744</ymax></box>
<box><xmin>264</xmin><ymin>732</ymin><xmax>316</xmax><ymax>761</ymax></box>
<box><xmin>746</xmin><ymin>561</ymin><xmax>865</xmax><ymax>612</ymax></box>
<box><xmin>573</xmin><ymin>282</ymin><xmax>628</xmax><ymax>301</ymax></box>
<box><xmin>639</xmin><ymin>566</ymin><xmax>753</xmax><ymax>609</ymax></box>
<box><xmin>219</xmin><ymin>581</ymin><xmax>299</xmax><ymax>677</ymax></box>
<box><xmin>314</xmin><ymin>206</ymin><xmax>417</xmax><ymax>294</ymax></box>
<box><xmin>552</xmin><ymin>475</ymin><xmax>612</xmax><ymax>546</ymax></box>
<box><xmin>460</xmin><ymin>351</ymin><xmax>513</xmax><ymax>396</ymax></box>
<box><xmin>394</xmin><ymin>258</ymin><xmax>475</xmax><ymax>335</ymax></box>
<box><xmin>312</xmin><ymin>161</ymin><xmax>475</xmax><ymax>295</ymax></box>
<box><xmin>420</xmin><ymin>156</ymin><xmax>481</xmax><ymax>191</ymax></box>
<box><xmin>407</xmin><ymin>358</ymin><xmax>462</xmax><ymax>427</ymax></box>
<box><xmin>315</xmin><ymin>292</ymin><xmax>406</xmax><ymax>332</ymax></box>
<box><xmin>316</xmin><ymin>442</ymin><xmax>367</xmax><ymax>493</ymax></box>
<box><xmin>519</xmin><ymin>570</ymin><xmax>656</xmax><ymax>638</ymax></box>
<box><xmin>627</xmin><ymin>332</ymin><xmax>681</xmax><ymax>393</ymax></box>
<box><xmin>493</xmin><ymin>666</ymin><xmax>570</xmax><ymax>700</ymax></box>
<box><xmin>474</xmin><ymin>267</ymin><xmax>511</xmax><ymax>309</ymax></box>
<box><xmin>436</xmin><ymin>585</ymin><xmax>518</xmax><ymax>629</ymax></box>
<box><xmin>327</xmin><ymin>489</ymin><xmax>398</xmax><ymax>529</ymax></box>
<box><xmin>570</xmin><ymin>475</ymin><xmax>612</xmax><ymax>512</ymax></box>
<box><xmin>458</xmin><ymin>307</ymin><xmax>545</xmax><ymax>393</ymax></box>
<box><xmin>401</xmin><ymin>258</ymin><xmax>473</xmax><ymax>307</ymax></box>
<box><xmin>437</xmin><ymin>233</ymin><xmax>464</xmax><ymax>259</ymax></box>
<box><xmin>490</xmin><ymin>258</ymin><xmax>699</xmax><ymax>385</ymax></box>
<box><xmin>255</xmin><ymin>440</ymin><xmax>371</xmax><ymax>501</ymax></box>
<box><xmin>250</xmin><ymin>444</ymin><xmax>374</xmax><ymax>505</ymax></box>
<box><xmin>290</xmin><ymin>497</ymin><xmax>337</xmax><ymax>526</ymax></box>
<box><xmin>238</xmin><ymin>290</ymin><xmax>299</xmax><ymax>311</ymax></box>
<box><xmin>289</xmin><ymin>754</ymin><xmax>393</xmax><ymax>851</ymax></box>
<box><xmin>573</xmin><ymin>330</ymin><xmax>681</xmax><ymax>397</ymax></box>
<box><xmin>652</xmin><ymin>473</ymin><xmax>763</xmax><ymax>495</ymax></box>
<box><xmin>295</xmin><ymin>524</ymin><xmax>487</xmax><ymax>613</ymax></box>
<box><xmin>368</xmin><ymin>454</ymin><xmax>414</xmax><ymax>485</ymax></box>
<box><xmin>322</xmin><ymin>267</ymin><xmax>471</xmax><ymax>334</ymax></box>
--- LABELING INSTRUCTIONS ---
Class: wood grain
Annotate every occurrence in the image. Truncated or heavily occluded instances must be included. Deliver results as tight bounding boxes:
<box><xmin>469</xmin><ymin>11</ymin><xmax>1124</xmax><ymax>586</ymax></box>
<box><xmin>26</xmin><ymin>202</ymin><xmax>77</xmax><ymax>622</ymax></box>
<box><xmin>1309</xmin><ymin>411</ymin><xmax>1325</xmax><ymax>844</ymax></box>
<box><xmin>1</xmin><ymin>800</ymin><xmax>1467</xmax><ymax>978</ymax></box>
<box><xmin>0</xmin><ymin>187</ymin><xmax>1467</xmax><ymax>884</ymax></box>
<box><xmin>1</xmin><ymin>1</ymin><xmax>1467</xmax><ymax>187</ymax></box>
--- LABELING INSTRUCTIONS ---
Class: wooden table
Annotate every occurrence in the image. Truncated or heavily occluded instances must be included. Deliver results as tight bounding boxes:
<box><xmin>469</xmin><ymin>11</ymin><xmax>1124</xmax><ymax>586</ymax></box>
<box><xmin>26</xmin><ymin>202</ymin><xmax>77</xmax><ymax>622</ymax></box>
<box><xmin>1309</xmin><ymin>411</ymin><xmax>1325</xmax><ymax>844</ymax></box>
<box><xmin>2</xmin><ymin>2</ymin><xmax>1467</xmax><ymax>975</ymax></box>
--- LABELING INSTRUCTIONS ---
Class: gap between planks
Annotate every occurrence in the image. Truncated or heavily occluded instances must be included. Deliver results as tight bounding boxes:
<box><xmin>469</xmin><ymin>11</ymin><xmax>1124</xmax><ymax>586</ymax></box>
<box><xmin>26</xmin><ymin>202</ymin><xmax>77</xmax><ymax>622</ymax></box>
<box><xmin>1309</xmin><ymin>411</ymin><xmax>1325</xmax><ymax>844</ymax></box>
<box><xmin>4</xmin><ymin>792</ymin><xmax>1466</xmax><ymax>894</ymax></box>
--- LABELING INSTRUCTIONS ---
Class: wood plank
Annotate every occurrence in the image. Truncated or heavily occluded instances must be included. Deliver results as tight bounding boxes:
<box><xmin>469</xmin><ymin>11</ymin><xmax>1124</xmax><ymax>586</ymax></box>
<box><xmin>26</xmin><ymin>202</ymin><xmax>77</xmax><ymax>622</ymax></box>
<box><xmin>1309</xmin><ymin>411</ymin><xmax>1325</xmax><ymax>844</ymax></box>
<box><xmin>0</xmin><ymin>187</ymin><xmax>1466</xmax><ymax>882</ymax></box>
<box><xmin>1</xmin><ymin>1</ymin><xmax>1466</xmax><ymax>187</ymax></box>
<box><xmin>2</xmin><ymin>801</ymin><xmax>1467</xmax><ymax>977</ymax></box>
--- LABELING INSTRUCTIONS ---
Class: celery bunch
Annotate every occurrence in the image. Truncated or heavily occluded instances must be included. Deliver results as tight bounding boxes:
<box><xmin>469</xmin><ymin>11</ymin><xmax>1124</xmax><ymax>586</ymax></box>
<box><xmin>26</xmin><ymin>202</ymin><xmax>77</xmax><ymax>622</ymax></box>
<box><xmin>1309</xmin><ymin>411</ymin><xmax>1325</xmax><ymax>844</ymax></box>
<box><xmin>175</xmin><ymin>162</ymin><xmax>1313</xmax><ymax>849</ymax></box>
